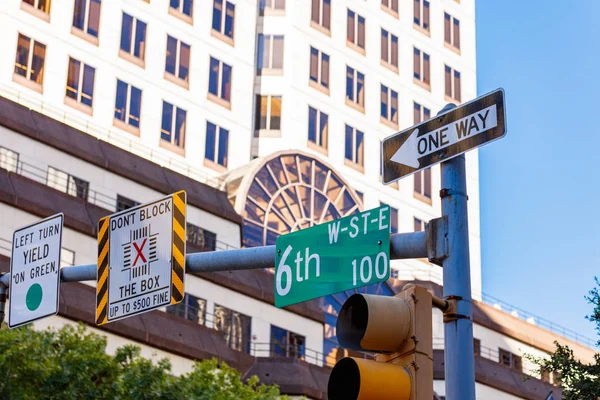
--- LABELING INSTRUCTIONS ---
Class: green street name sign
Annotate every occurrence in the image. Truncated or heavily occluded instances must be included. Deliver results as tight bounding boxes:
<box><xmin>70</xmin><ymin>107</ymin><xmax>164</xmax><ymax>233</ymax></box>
<box><xmin>274</xmin><ymin>206</ymin><xmax>391</xmax><ymax>308</ymax></box>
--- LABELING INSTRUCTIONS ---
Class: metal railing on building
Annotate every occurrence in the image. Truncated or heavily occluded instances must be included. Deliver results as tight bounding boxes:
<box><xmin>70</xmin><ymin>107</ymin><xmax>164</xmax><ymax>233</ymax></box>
<box><xmin>0</xmin><ymin>84</ymin><xmax>225</xmax><ymax>190</ymax></box>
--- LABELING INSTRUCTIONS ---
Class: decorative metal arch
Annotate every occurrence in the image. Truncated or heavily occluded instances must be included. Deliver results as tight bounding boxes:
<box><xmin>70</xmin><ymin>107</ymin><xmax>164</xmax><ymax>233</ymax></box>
<box><xmin>225</xmin><ymin>150</ymin><xmax>393</xmax><ymax>364</ymax></box>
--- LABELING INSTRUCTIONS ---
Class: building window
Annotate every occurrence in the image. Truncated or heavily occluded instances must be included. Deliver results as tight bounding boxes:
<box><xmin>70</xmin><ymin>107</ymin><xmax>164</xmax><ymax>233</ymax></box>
<box><xmin>169</xmin><ymin>0</ymin><xmax>193</xmax><ymax>22</ymax></box>
<box><xmin>119</xmin><ymin>13</ymin><xmax>146</xmax><ymax>66</ymax></box>
<box><xmin>212</xmin><ymin>0</ymin><xmax>235</xmax><ymax>42</ymax></box>
<box><xmin>72</xmin><ymin>0</ymin><xmax>101</xmax><ymax>43</ymax></box>
<box><xmin>205</xmin><ymin>121</ymin><xmax>229</xmax><ymax>168</ymax></box>
<box><xmin>13</xmin><ymin>34</ymin><xmax>46</xmax><ymax>92</ymax></box>
<box><xmin>21</xmin><ymin>0</ymin><xmax>52</xmax><ymax>20</ymax></box>
<box><xmin>0</xmin><ymin>147</ymin><xmax>19</xmax><ymax>173</ymax></box>
<box><xmin>347</xmin><ymin>9</ymin><xmax>366</xmax><ymax>53</ymax></box>
<box><xmin>65</xmin><ymin>57</ymin><xmax>95</xmax><ymax>113</ymax></box>
<box><xmin>114</xmin><ymin>80</ymin><xmax>142</xmax><ymax>132</ymax></box>
<box><xmin>167</xmin><ymin>293</ymin><xmax>206</xmax><ymax>325</ymax></box>
<box><xmin>414</xmin><ymin>217</ymin><xmax>426</xmax><ymax>232</ymax></box>
<box><xmin>208</xmin><ymin>57</ymin><xmax>232</xmax><ymax>107</ymax></box>
<box><xmin>309</xmin><ymin>47</ymin><xmax>329</xmax><ymax>93</ymax></box>
<box><xmin>255</xmin><ymin>95</ymin><xmax>282</xmax><ymax>135</ymax></box>
<box><xmin>308</xmin><ymin>106</ymin><xmax>328</xmax><ymax>151</ymax></box>
<box><xmin>311</xmin><ymin>0</ymin><xmax>330</xmax><ymax>33</ymax></box>
<box><xmin>214</xmin><ymin>304</ymin><xmax>252</xmax><ymax>353</ymax></box>
<box><xmin>61</xmin><ymin>248</ymin><xmax>75</xmax><ymax>267</ymax></box>
<box><xmin>165</xmin><ymin>36</ymin><xmax>190</xmax><ymax>88</ymax></box>
<box><xmin>380</xmin><ymin>85</ymin><xmax>398</xmax><ymax>127</ymax></box>
<box><xmin>381</xmin><ymin>0</ymin><xmax>398</xmax><ymax>16</ymax></box>
<box><xmin>380</xmin><ymin>29</ymin><xmax>398</xmax><ymax>71</ymax></box>
<box><xmin>499</xmin><ymin>348</ymin><xmax>522</xmax><ymax>372</ymax></box>
<box><xmin>47</xmin><ymin>167</ymin><xmax>89</xmax><ymax>200</ymax></box>
<box><xmin>344</xmin><ymin>124</ymin><xmax>364</xmax><ymax>170</ymax></box>
<box><xmin>413</xmin><ymin>101</ymin><xmax>431</xmax><ymax>124</ymax></box>
<box><xmin>413</xmin><ymin>0</ymin><xmax>430</xmax><ymax>33</ymax></box>
<box><xmin>473</xmin><ymin>338</ymin><xmax>481</xmax><ymax>356</ymax></box>
<box><xmin>413</xmin><ymin>48</ymin><xmax>430</xmax><ymax>89</ymax></box>
<box><xmin>271</xmin><ymin>325</ymin><xmax>305</xmax><ymax>360</ymax></box>
<box><xmin>445</xmin><ymin>65</ymin><xmax>461</xmax><ymax>102</ymax></box>
<box><xmin>186</xmin><ymin>223</ymin><xmax>217</xmax><ymax>252</ymax></box>
<box><xmin>116</xmin><ymin>194</ymin><xmax>140</xmax><ymax>212</ymax></box>
<box><xmin>380</xmin><ymin>202</ymin><xmax>398</xmax><ymax>233</ymax></box>
<box><xmin>259</xmin><ymin>0</ymin><xmax>285</xmax><ymax>14</ymax></box>
<box><xmin>444</xmin><ymin>13</ymin><xmax>460</xmax><ymax>50</ymax></box>
<box><xmin>160</xmin><ymin>101</ymin><xmax>186</xmax><ymax>153</ymax></box>
<box><xmin>414</xmin><ymin>169</ymin><xmax>431</xmax><ymax>203</ymax></box>
<box><xmin>390</xmin><ymin>268</ymin><xmax>399</xmax><ymax>279</ymax></box>
<box><xmin>345</xmin><ymin>66</ymin><xmax>365</xmax><ymax>111</ymax></box>
<box><xmin>257</xmin><ymin>34</ymin><xmax>284</xmax><ymax>74</ymax></box>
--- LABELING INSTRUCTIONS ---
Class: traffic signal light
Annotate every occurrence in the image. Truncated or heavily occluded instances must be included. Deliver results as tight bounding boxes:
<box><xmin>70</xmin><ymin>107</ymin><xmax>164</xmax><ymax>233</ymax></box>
<box><xmin>328</xmin><ymin>284</ymin><xmax>433</xmax><ymax>400</ymax></box>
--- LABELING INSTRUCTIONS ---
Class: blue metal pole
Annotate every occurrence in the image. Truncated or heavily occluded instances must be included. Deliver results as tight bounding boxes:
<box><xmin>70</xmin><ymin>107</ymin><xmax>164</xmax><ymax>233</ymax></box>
<box><xmin>439</xmin><ymin>105</ymin><xmax>476</xmax><ymax>400</ymax></box>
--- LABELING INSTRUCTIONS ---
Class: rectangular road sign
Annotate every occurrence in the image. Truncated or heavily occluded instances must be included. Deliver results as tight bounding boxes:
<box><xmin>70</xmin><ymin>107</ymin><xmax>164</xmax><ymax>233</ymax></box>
<box><xmin>9</xmin><ymin>213</ymin><xmax>64</xmax><ymax>328</ymax></box>
<box><xmin>382</xmin><ymin>88</ymin><xmax>506</xmax><ymax>184</ymax></box>
<box><xmin>274</xmin><ymin>206</ymin><xmax>390</xmax><ymax>308</ymax></box>
<box><xmin>96</xmin><ymin>191</ymin><xmax>186</xmax><ymax>325</ymax></box>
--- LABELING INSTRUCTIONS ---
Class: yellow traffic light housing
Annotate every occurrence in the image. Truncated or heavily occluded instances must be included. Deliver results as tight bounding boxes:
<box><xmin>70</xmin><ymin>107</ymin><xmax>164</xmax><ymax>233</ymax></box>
<box><xmin>328</xmin><ymin>284</ymin><xmax>434</xmax><ymax>400</ymax></box>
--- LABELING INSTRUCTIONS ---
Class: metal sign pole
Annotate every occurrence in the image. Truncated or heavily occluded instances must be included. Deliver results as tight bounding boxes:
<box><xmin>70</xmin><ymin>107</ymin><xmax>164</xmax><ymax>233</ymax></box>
<box><xmin>439</xmin><ymin>103</ymin><xmax>476</xmax><ymax>399</ymax></box>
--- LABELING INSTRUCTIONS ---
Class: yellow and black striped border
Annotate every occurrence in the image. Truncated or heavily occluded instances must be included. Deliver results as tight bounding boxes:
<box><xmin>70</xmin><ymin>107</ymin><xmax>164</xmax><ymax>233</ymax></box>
<box><xmin>96</xmin><ymin>216</ymin><xmax>110</xmax><ymax>325</ymax></box>
<box><xmin>171</xmin><ymin>190</ymin><xmax>186</xmax><ymax>304</ymax></box>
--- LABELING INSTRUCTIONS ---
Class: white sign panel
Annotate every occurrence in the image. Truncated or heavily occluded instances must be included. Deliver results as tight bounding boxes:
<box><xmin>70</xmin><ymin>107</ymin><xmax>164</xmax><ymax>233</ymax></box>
<box><xmin>9</xmin><ymin>213</ymin><xmax>64</xmax><ymax>328</ymax></box>
<box><xmin>97</xmin><ymin>191</ymin><xmax>186</xmax><ymax>325</ymax></box>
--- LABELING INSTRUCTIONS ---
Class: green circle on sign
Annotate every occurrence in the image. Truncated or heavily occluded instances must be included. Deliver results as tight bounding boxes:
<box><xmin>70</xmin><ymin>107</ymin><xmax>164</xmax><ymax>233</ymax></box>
<box><xmin>26</xmin><ymin>283</ymin><xmax>43</xmax><ymax>311</ymax></box>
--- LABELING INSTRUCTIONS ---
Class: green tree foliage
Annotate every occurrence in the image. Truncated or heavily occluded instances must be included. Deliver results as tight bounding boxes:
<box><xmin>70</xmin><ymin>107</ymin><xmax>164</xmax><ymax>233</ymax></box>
<box><xmin>529</xmin><ymin>277</ymin><xmax>600</xmax><ymax>399</ymax></box>
<box><xmin>0</xmin><ymin>323</ymin><xmax>285</xmax><ymax>400</ymax></box>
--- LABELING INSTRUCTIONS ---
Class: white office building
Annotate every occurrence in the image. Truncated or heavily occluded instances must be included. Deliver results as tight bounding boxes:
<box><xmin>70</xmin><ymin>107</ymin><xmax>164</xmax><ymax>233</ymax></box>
<box><xmin>0</xmin><ymin>0</ymin><xmax>595</xmax><ymax>398</ymax></box>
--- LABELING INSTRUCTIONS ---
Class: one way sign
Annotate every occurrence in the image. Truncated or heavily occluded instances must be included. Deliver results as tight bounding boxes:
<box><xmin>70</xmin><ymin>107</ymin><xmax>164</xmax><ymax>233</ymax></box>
<box><xmin>382</xmin><ymin>89</ymin><xmax>506</xmax><ymax>184</ymax></box>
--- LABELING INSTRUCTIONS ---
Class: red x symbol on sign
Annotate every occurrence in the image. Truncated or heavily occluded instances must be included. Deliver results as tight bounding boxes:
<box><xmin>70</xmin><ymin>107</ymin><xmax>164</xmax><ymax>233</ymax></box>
<box><xmin>132</xmin><ymin>238</ymin><xmax>147</xmax><ymax>266</ymax></box>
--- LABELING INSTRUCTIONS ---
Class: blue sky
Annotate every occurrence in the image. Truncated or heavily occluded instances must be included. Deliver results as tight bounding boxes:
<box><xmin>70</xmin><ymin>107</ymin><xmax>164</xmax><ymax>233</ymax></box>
<box><xmin>477</xmin><ymin>1</ymin><xmax>600</xmax><ymax>342</ymax></box>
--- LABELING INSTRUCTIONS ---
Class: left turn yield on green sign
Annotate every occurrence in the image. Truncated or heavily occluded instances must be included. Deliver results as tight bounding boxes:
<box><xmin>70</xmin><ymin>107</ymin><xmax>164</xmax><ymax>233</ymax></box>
<box><xmin>9</xmin><ymin>213</ymin><xmax>64</xmax><ymax>328</ymax></box>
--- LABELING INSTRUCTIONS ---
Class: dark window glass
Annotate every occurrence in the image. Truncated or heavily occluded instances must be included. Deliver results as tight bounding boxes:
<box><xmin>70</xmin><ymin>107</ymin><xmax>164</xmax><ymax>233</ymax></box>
<box><xmin>161</xmin><ymin>101</ymin><xmax>173</xmax><ymax>142</ymax></box>
<box><xmin>166</xmin><ymin>36</ymin><xmax>177</xmax><ymax>75</ymax></box>
<box><xmin>205</xmin><ymin>121</ymin><xmax>217</xmax><ymax>162</ymax></box>
<box><xmin>345</xmin><ymin>125</ymin><xmax>353</xmax><ymax>161</ymax></box>
<box><xmin>221</xmin><ymin>63</ymin><xmax>232</xmax><ymax>101</ymax></box>
<box><xmin>183</xmin><ymin>0</ymin><xmax>193</xmax><ymax>16</ymax></box>
<box><xmin>322</xmin><ymin>53</ymin><xmax>329</xmax><ymax>87</ymax></box>
<box><xmin>346</xmin><ymin>66</ymin><xmax>354</xmax><ymax>102</ymax></box>
<box><xmin>308</xmin><ymin>106</ymin><xmax>317</xmax><ymax>143</ymax></box>
<box><xmin>380</xmin><ymin>85</ymin><xmax>388</xmax><ymax>119</ymax></box>
<box><xmin>88</xmin><ymin>0</ymin><xmax>100</xmax><ymax>37</ymax></box>
<box><xmin>134</xmin><ymin>20</ymin><xmax>146</xmax><ymax>59</ymax></box>
<box><xmin>187</xmin><ymin>223</ymin><xmax>217</xmax><ymax>251</ymax></box>
<box><xmin>215</xmin><ymin>304</ymin><xmax>252</xmax><ymax>353</ymax></box>
<box><xmin>179</xmin><ymin>42</ymin><xmax>190</xmax><ymax>81</ymax></box>
<box><xmin>129</xmin><ymin>86</ymin><xmax>141</xmax><ymax>128</ymax></box>
<box><xmin>270</xmin><ymin>325</ymin><xmax>305</xmax><ymax>359</ymax></box>
<box><xmin>309</xmin><ymin>47</ymin><xmax>318</xmax><ymax>82</ymax></box>
<box><xmin>218</xmin><ymin>128</ymin><xmax>229</xmax><ymax>166</ymax></box>
<box><xmin>114</xmin><ymin>80</ymin><xmax>127</xmax><ymax>121</ymax></box>
<box><xmin>167</xmin><ymin>293</ymin><xmax>206</xmax><ymax>324</ymax></box>
<box><xmin>81</xmin><ymin>65</ymin><xmax>95</xmax><ymax>107</ymax></box>
<box><xmin>473</xmin><ymin>338</ymin><xmax>481</xmax><ymax>356</ymax></box>
<box><xmin>120</xmin><ymin>13</ymin><xmax>133</xmax><ymax>53</ymax></box>
<box><xmin>225</xmin><ymin>2</ymin><xmax>235</xmax><ymax>38</ymax></box>
<box><xmin>116</xmin><ymin>194</ymin><xmax>140</xmax><ymax>211</ymax></box>
<box><xmin>413</xmin><ymin>48</ymin><xmax>421</xmax><ymax>80</ymax></box>
<box><xmin>257</xmin><ymin>35</ymin><xmax>267</xmax><ymax>70</ymax></box>
<box><xmin>14</xmin><ymin>34</ymin><xmax>30</xmax><ymax>78</ymax></box>
<box><xmin>174</xmin><ymin>108</ymin><xmax>186</xmax><ymax>147</ymax></box>
<box><xmin>212</xmin><ymin>0</ymin><xmax>222</xmax><ymax>31</ymax></box>
<box><xmin>413</xmin><ymin>0</ymin><xmax>419</xmax><ymax>25</ymax></box>
<box><xmin>209</xmin><ymin>57</ymin><xmax>219</xmax><ymax>95</ymax></box>
<box><xmin>73</xmin><ymin>0</ymin><xmax>86</xmax><ymax>30</ymax></box>
<box><xmin>66</xmin><ymin>58</ymin><xmax>80</xmax><ymax>100</ymax></box>
<box><xmin>30</xmin><ymin>42</ymin><xmax>46</xmax><ymax>84</ymax></box>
